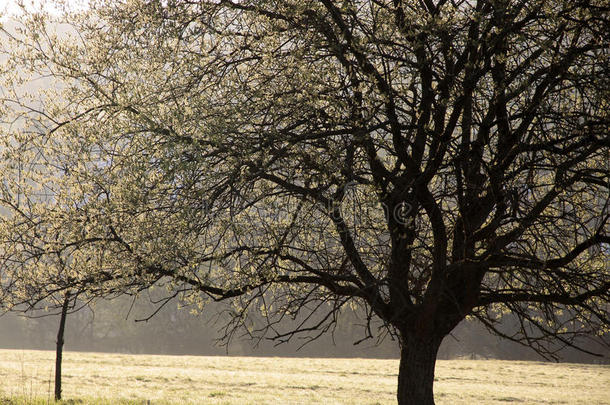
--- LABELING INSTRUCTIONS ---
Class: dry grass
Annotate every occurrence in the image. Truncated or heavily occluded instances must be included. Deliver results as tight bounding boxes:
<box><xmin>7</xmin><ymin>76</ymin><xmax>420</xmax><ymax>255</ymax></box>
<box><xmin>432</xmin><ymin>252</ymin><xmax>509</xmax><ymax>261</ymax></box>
<box><xmin>0</xmin><ymin>349</ymin><xmax>608</xmax><ymax>404</ymax></box>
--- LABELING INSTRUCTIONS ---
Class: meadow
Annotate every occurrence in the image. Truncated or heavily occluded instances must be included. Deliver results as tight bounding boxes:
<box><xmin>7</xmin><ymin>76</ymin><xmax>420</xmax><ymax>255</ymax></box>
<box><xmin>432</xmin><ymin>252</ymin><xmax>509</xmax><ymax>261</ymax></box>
<box><xmin>0</xmin><ymin>349</ymin><xmax>608</xmax><ymax>404</ymax></box>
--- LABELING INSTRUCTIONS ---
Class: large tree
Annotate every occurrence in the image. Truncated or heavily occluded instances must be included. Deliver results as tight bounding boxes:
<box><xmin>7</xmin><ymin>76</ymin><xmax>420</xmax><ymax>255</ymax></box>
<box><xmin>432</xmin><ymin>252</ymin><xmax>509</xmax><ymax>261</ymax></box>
<box><xmin>1</xmin><ymin>0</ymin><xmax>609</xmax><ymax>403</ymax></box>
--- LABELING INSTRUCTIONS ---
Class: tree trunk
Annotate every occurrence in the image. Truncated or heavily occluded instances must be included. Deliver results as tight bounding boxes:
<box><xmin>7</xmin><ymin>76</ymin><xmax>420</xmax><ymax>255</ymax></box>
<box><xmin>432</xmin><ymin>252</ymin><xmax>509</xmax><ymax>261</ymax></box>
<box><xmin>397</xmin><ymin>334</ymin><xmax>442</xmax><ymax>405</ymax></box>
<box><xmin>55</xmin><ymin>292</ymin><xmax>70</xmax><ymax>401</ymax></box>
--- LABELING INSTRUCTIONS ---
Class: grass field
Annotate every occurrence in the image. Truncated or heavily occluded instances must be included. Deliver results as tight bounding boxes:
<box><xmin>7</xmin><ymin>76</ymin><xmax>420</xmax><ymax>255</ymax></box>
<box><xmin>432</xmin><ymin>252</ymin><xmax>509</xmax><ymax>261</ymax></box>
<box><xmin>0</xmin><ymin>349</ymin><xmax>608</xmax><ymax>404</ymax></box>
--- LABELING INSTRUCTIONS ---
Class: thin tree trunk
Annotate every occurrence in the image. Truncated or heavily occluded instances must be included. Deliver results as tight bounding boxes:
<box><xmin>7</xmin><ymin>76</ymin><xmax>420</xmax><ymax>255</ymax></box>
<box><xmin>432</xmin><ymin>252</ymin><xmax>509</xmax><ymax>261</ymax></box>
<box><xmin>55</xmin><ymin>292</ymin><xmax>70</xmax><ymax>401</ymax></box>
<box><xmin>397</xmin><ymin>334</ymin><xmax>442</xmax><ymax>405</ymax></box>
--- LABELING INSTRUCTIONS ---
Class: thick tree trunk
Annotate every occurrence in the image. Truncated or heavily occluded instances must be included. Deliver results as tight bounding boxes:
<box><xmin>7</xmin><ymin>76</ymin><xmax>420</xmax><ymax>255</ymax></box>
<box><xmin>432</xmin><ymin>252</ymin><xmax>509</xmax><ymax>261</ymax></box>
<box><xmin>55</xmin><ymin>292</ymin><xmax>70</xmax><ymax>401</ymax></box>
<box><xmin>397</xmin><ymin>334</ymin><xmax>442</xmax><ymax>405</ymax></box>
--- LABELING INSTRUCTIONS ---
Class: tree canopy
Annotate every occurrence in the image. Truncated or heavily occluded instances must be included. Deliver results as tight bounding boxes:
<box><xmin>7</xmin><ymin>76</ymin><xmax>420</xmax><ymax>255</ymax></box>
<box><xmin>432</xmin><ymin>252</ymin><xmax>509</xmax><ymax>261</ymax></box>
<box><xmin>1</xmin><ymin>1</ymin><xmax>608</xmax><ymax>403</ymax></box>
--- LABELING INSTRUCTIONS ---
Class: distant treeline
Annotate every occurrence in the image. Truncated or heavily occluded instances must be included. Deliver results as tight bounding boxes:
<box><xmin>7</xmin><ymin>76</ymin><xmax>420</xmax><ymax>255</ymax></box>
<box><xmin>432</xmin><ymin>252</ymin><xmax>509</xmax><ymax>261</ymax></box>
<box><xmin>0</xmin><ymin>297</ymin><xmax>606</xmax><ymax>363</ymax></box>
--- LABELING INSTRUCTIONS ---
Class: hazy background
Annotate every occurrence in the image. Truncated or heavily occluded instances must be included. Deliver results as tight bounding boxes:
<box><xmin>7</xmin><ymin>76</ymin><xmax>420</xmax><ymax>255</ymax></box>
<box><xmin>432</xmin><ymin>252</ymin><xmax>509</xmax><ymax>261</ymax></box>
<box><xmin>1</xmin><ymin>297</ymin><xmax>607</xmax><ymax>363</ymax></box>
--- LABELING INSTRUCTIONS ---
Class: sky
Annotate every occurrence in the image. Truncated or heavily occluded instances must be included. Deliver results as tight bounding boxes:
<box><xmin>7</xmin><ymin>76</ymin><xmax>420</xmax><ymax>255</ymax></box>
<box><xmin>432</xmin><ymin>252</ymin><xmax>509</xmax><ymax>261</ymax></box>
<box><xmin>1</xmin><ymin>0</ymin><xmax>55</xmax><ymax>16</ymax></box>
<box><xmin>0</xmin><ymin>0</ymin><xmax>88</xmax><ymax>19</ymax></box>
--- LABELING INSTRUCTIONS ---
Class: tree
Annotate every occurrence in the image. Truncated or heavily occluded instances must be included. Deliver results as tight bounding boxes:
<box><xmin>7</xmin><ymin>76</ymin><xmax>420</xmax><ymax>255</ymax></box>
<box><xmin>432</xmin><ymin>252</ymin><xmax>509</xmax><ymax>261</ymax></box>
<box><xmin>1</xmin><ymin>1</ymin><xmax>609</xmax><ymax>404</ymax></box>
<box><xmin>54</xmin><ymin>290</ymin><xmax>71</xmax><ymax>401</ymax></box>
